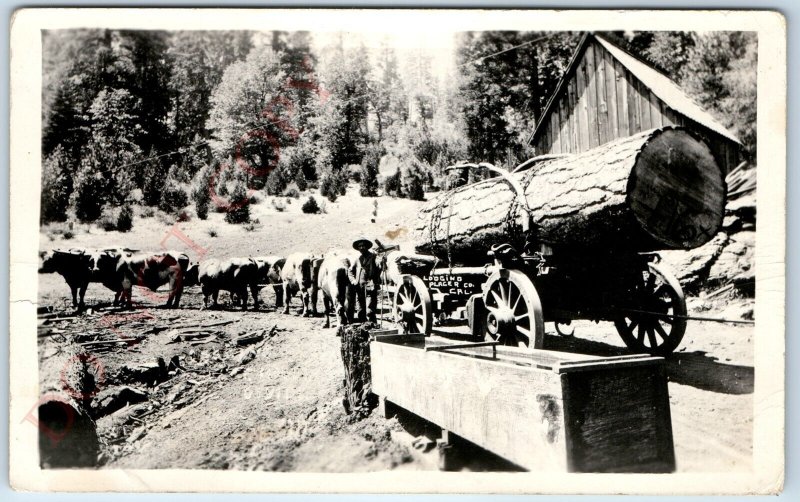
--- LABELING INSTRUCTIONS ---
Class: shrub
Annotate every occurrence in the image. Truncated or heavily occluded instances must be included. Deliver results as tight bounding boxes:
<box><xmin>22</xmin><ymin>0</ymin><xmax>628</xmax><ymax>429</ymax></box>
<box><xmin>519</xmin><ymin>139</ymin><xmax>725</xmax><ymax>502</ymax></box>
<box><xmin>407</xmin><ymin>174</ymin><xmax>425</xmax><ymax>201</ymax></box>
<box><xmin>359</xmin><ymin>145</ymin><xmax>381</xmax><ymax>197</ymax></box>
<box><xmin>98</xmin><ymin>204</ymin><xmax>133</xmax><ymax>232</ymax></box>
<box><xmin>72</xmin><ymin>159</ymin><xmax>109</xmax><ymax>223</ymax></box>
<box><xmin>384</xmin><ymin>169</ymin><xmax>403</xmax><ymax>197</ymax></box>
<box><xmin>319</xmin><ymin>172</ymin><xmax>347</xmax><ymax>202</ymax></box>
<box><xmin>196</xmin><ymin>195</ymin><xmax>210</xmax><ymax>220</ymax></box>
<box><xmin>192</xmin><ymin>165</ymin><xmax>214</xmax><ymax>220</ymax></box>
<box><xmin>117</xmin><ymin>204</ymin><xmax>133</xmax><ymax>232</ymax></box>
<box><xmin>272</xmin><ymin>199</ymin><xmax>286</xmax><ymax>212</ymax></box>
<box><xmin>302</xmin><ymin>196</ymin><xmax>320</xmax><ymax>214</ymax></box>
<box><xmin>294</xmin><ymin>169</ymin><xmax>308</xmax><ymax>191</ymax></box>
<box><xmin>141</xmin><ymin>206</ymin><xmax>156</xmax><ymax>218</ymax></box>
<box><xmin>265</xmin><ymin>168</ymin><xmax>287</xmax><ymax>196</ymax></box>
<box><xmin>224</xmin><ymin>181</ymin><xmax>250</xmax><ymax>224</ymax></box>
<box><xmin>63</xmin><ymin>230</ymin><xmax>74</xmax><ymax>240</ymax></box>
<box><xmin>208</xmin><ymin>228</ymin><xmax>218</xmax><ymax>238</ymax></box>
<box><xmin>284</xmin><ymin>188</ymin><xmax>300</xmax><ymax>199</ymax></box>
<box><xmin>160</xmin><ymin>165</ymin><xmax>189</xmax><ymax>215</ymax></box>
<box><xmin>160</xmin><ymin>184</ymin><xmax>189</xmax><ymax>214</ymax></box>
<box><xmin>141</xmin><ymin>150</ymin><xmax>164</xmax><ymax>206</ymax></box>
<box><xmin>40</xmin><ymin>146</ymin><xmax>73</xmax><ymax>224</ymax></box>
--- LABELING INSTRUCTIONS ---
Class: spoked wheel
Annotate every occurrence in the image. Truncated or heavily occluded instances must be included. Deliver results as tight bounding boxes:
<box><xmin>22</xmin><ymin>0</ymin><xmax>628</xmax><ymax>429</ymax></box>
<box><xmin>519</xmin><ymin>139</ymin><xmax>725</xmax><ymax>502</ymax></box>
<box><xmin>393</xmin><ymin>275</ymin><xmax>433</xmax><ymax>335</ymax></box>
<box><xmin>614</xmin><ymin>263</ymin><xmax>687</xmax><ymax>356</ymax></box>
<box><xmin>482</xmin><ymin>269</ymin><xmax>544</xmax><ymax>349</ymax></box>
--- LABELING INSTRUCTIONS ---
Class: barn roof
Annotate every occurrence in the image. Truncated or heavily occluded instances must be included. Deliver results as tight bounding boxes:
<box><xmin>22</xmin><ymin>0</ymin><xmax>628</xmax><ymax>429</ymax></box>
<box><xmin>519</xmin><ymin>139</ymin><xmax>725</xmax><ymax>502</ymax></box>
<box><xmin>530</xmin><ymin>33</ymin><xmax>741</xmax><ymax>146</ymax></box>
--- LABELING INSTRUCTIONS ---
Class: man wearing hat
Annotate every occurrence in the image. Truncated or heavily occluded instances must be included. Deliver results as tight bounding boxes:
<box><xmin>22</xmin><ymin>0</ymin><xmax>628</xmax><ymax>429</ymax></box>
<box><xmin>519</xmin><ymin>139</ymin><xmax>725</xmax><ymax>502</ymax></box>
<box><xmin>349</xmin><ymin>236</ymin><xmax>382</xmax><ymax>323</ymax></box>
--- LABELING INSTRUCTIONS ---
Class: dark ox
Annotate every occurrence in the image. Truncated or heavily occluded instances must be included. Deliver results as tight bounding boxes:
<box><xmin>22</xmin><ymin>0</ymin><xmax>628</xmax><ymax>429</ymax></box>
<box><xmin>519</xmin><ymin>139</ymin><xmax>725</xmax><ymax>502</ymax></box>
<box><xmin>280</xmin><ymin>252</ymin><xmax>319</xmax><ymax>317</ymax></box>
<box><xmin>38</xmin><ymin>249</ymin><xmax>94</xmax><ymax>309</ymax></box>
<box><xmin>95</xmin><ymin>251</ymin><xmax>194</xmax><ymax>309</ymax></box>
<box><xmin>253</xmin><ymin>256</ymin><xmax>286</xmax><ymax>308</ymax></box>
<box><xmin>90</xmin><ymin>247</ymin><xmax>138</xmax><ymax>306</ymax></box>
<box><xmin>199</xmin><ymin>257</ymin><xmax>265</xmax><ymax>310</ymax></box>
<box><xmin>316</xmin><ymin>251</ymin><xmax>353</xmax><ymax>328</ymax></box>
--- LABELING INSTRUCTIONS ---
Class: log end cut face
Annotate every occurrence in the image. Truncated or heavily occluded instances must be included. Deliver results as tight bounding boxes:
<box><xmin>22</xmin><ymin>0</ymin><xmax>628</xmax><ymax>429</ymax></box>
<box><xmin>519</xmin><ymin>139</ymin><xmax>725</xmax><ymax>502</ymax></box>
<box><xmin>628</xmin><ymin>129</ymin><xmax>725</xmax><ymax>249</ymax></box>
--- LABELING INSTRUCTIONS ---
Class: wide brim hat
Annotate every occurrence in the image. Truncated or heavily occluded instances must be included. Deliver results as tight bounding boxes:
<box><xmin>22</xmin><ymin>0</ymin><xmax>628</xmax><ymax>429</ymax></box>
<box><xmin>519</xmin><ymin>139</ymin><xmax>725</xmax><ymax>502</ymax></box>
<box><xmin>352</xmin><ymin>237</ymin><xmax>373</xmax><ymax>250</ymax></box>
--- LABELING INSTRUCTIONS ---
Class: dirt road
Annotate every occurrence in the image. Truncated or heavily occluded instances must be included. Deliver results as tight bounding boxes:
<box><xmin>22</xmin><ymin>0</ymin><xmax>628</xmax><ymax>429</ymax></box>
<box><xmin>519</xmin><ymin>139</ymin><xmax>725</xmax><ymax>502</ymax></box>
<box><xmin>36</xmin><ymin>278</ymin><xmax>753</xmax><ymax>472</ymax></box>
<box><xmin>34</xmin><ymin>189</ymin><xmax>754</xmax><ymax>472</ymax></box>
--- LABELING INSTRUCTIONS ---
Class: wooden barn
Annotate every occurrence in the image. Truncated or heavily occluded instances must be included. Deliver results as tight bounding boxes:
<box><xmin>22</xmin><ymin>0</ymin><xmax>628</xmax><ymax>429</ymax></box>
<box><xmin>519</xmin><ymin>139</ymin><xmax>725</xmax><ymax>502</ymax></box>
<box><xmin>529</xmin><ymin>33</ymin><xmax>743</xmax><ymax>174</ymax></box>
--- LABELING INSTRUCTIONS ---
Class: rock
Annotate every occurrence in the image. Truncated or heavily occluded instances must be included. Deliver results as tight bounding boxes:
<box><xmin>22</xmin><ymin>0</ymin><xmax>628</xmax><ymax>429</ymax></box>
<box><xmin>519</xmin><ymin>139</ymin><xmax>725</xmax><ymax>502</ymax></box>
<box><xmin>412</xmin><ymin>436</ymin><xmax>436</xmax><ymax>453</ymax></box>
<box><xmin>731</xmin><ymin>230</ymin><xmax>756</xmax><ymax>249</ymax></box>
<box><xmin>237</xmin><ymin>349</ymin><xmax>256</xmax><ymax>365</ymax></box>
<box><xmin>726</xmin><ymin>194</ymin><xmax>756</xmax><ymax>225</ymax></box>
<box><xmin>707</xmin><ymin>240</ymin><xmax>747</xmax><ymax>285</ymax></box>
<box><xmin>236</xmin><ymin>331</ymin><xmax>265</xmax><ymax>346</ymax></box>
<box><xmin>127</xmin><ymin>427</ymin><xmax>147</xmax><ymax>443</ymax></box>
<box><xmin>165</xmin><ymin>381</ymin><xmax>192</xmax><ymax>404</ymax></box>
<box><xmin>722</xmin><ymin>215</ymin><xmax>742</xmax><ymax>233</ymax></box>
<box><xmin>660</xmin><ymin>233</ymin><xmax>728</xmax><ymax>293</ymax></box>
<box><xmin>116</xmin><ymin>359</ymin><xmax>167</xmax><ymax>387</ymax></box>
<box><xmin>230</xmin><ymin>367</ymin><xmax>245</xmax><ymax>377</ymax></box>
<box><xmin>719</xmin><ymin>302</ymin><xmax>755</xmax><ymax>321</ymax></box>
<box><xmin>94</xmin><ymin>386</ymin><xmax>149</xmax><ymax>417</ymax></box>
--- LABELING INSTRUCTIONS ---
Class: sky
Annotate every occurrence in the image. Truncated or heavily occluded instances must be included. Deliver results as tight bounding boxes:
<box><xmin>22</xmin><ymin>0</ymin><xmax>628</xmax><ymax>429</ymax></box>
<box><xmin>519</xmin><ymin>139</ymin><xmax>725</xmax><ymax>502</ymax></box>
<box><xmin>311</xmin><ymin>30</ymin><xmax>459</xmax><ymax>81</ymax></box>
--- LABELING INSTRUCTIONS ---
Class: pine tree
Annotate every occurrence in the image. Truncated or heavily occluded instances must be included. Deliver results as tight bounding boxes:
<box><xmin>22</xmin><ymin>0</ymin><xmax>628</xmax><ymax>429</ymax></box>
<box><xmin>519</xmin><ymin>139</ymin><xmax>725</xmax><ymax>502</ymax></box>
<box><xmin>359</xmin><ymin>144</ymin><xmax>381</xmax><ymax>197</ymax></box>
<box><xmin>40</xmin><ymin>145</ymin><xmax>74</xmax><ymax>223</ymax></box>
<box><xmin>168</xmin><ymin>31</ymin><xmax>252</xmax><ymax>146</ymax></box>
<box><xmin>224</xmin><ymin>180</ymin><xmax>251</xmax><ymax>224</ymax></box>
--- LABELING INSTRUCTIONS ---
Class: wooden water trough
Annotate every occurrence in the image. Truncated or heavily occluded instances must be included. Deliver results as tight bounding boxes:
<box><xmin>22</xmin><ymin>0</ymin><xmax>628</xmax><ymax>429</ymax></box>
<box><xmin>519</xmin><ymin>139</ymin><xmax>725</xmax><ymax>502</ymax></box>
<box><xmin>369</xmin><ymin>331</ymin><xmax>675</xmax><ymax>472</ymax></box>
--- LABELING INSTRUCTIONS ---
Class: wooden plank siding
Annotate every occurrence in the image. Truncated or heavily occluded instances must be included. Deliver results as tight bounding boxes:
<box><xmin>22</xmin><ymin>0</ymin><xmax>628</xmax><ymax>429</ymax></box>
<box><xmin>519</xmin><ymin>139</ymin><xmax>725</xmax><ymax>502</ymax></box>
<box><xmin>595</xmin><ymin>42</ymin><xmax>610</xmax><ymax>145</ymax></box>
<box><xmin>615</xmin><ymin>59</ymin><xmax>629</xmax><ymax>137</ymax></box>
<box><xmin>559</xmin><ymin>97</ymin><xmax>570</xmax><ymax>153</ymax></box>
<box><xmin>575</xmin><ymin>56</ymin><xmax>589</xmax><ymax>152</ymax></box>
<box><xmin>649</xmin><ymin>91</ymin><xmax>663</xmax><ymax>128</ymax></box>
<box><xmin>603</xmin><ymin>46</ymin><xmax>619</xmax><ymax>140</ymax></box>
<box><xmin>553</xmin><ymin>106</ymin><xmax>562</xmax><ymax>153</ymax></box>
<box><xmin>532</xmin><ymin>36</ymin><xmax>740</xmax><ymax>176</ymax></box>
<box><xmin>584</xmin><ymin>44</ymin><xmax>600</xmax><ymax>148</ymax></box>
<box><xmin>567</xmin><ymin>79</ymin><xmax>578</xmax><ymax>152</ymax></box>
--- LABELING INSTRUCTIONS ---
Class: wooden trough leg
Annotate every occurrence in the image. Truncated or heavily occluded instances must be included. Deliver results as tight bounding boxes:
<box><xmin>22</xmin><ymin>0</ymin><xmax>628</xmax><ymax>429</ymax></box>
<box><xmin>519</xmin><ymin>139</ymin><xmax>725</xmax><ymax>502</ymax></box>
<box><xmin>377</xmin><ymin>396</ymin><xmax>395</xmax><ymax>419</ymax></box>
<box><xmin>437</xmin><ymin>429</ymin><xmax>458</xmax><ymax>472</ymax></box>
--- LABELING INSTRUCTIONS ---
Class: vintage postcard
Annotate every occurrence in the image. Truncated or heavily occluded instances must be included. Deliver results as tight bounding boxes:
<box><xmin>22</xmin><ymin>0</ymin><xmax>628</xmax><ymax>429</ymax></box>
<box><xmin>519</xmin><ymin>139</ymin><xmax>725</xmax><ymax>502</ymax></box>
<box><xmin>8</xmin><ymin>8</ymin><xmax>785</xmax><ymax>494</ymax></box>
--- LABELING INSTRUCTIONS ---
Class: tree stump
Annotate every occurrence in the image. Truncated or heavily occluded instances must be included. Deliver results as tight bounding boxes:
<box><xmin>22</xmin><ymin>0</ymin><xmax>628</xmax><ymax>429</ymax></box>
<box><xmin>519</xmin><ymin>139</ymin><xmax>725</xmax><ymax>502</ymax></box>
<box><xmin>339</xmin><ymin>323</ymin><xmax>378</xmax><ymax>418</ymax></box>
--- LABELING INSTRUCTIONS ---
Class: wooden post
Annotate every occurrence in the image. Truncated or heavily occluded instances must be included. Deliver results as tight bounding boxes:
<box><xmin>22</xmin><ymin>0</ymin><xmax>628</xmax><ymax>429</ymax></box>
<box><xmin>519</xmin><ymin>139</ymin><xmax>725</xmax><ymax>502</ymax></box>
<box><xmin>437</xmin><ymin>429</ymin><xmax>457</xmax><ymax>472</ymax></box>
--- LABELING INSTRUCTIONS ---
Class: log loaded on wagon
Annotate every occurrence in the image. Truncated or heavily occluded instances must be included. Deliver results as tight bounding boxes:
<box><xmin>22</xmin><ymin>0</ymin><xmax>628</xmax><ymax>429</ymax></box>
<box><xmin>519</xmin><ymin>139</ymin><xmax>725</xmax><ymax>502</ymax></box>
<box><xmin>387</xmin><ymin>127</ymin><xmax>725</xmax><ymax>355</ymax></box>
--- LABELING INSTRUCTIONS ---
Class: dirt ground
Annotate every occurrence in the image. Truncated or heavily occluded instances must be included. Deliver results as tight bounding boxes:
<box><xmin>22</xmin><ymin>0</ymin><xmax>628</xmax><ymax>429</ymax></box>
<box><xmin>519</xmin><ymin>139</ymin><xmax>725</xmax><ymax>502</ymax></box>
<box><xmin>35</xmin><ymin>188</ymin><xmax>754</xmax><ymax>473</ymax></box>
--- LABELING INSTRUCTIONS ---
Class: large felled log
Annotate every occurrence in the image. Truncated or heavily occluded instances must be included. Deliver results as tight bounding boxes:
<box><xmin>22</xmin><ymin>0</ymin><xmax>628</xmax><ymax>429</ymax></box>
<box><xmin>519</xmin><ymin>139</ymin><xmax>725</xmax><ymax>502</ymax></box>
<box><xmin>412</xmin><ymin>127</ymin><xmax>725</xmax><ymax>264</ymax></box>
<box><xmin>36</xmin><ymin>391</ymin><xmax>100</xmax><ymax>468</ymax></box>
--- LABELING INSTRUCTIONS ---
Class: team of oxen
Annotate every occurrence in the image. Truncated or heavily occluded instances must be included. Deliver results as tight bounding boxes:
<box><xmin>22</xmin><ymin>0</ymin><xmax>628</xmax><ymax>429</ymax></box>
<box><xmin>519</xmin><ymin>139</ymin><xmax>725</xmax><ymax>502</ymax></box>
<box><xmin>38</xmin><ymin>247</ymin><xmax>379</xmax><ymax>328</ymax></box>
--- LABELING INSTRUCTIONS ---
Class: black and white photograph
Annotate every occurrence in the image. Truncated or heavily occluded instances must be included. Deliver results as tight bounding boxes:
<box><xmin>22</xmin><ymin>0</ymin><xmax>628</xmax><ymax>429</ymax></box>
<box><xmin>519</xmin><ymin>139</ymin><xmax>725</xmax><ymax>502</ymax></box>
<box><xmin>8</xmin><ymin>8</ymin><xmax>785</xmax><ymax>494</ymax></box>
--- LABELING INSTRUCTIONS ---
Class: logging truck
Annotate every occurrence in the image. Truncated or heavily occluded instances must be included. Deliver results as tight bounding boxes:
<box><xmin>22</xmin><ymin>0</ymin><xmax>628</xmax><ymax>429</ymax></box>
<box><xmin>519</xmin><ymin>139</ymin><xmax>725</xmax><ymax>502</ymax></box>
<box><xmin>387</xmin><ymin>127</ymin><xmax>726</xmax><ymax>356</ymax></box>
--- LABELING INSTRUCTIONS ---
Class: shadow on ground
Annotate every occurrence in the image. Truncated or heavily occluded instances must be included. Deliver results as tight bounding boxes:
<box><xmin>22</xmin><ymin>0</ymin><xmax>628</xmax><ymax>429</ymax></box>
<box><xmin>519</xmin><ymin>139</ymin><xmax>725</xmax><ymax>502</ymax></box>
<box><xmin>542</xmin><ymin>333</ymin><xmax>753</xmax><ymax>395</ymax></box>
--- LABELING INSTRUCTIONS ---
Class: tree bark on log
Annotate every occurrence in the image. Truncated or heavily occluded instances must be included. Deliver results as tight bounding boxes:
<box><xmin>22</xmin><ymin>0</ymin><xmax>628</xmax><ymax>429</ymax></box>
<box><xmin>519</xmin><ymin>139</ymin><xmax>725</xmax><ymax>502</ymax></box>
<box><xmin>339</xmin><ymin>323</ymin><xmax>378</xmax><ymax>419</ymax></box>
<box><xmin>412</xmin><ymin>127</ymin><xmax>725</xmax><ymax>264</ymax></box>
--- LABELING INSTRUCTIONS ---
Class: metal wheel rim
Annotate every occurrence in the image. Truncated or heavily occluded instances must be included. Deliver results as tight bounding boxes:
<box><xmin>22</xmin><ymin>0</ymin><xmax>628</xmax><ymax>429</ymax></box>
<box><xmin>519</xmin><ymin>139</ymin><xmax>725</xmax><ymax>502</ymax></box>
<box><xmin>393</xmin><ymin>276</ymin><xmax>432</xmax><ymax>335</ymax></box>
<box><xmin>615</xmin><ymin>263</ymin><xmax>687</xmax><ymax>355</ymax></box>
<box><xmin>483</xmin><ymin>269</ymin><xmax>543</xmax><ymax>350</ymax></box>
